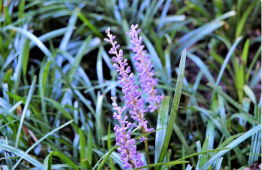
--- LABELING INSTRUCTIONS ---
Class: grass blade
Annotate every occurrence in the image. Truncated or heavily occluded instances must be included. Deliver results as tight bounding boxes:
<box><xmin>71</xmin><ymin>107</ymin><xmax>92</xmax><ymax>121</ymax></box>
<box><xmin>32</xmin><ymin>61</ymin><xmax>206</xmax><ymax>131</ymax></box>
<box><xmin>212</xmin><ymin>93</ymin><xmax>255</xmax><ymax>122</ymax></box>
<box><xmin>200</xmin><ymin>124</ymin><xmax>261</xmax><ymax>170</ymax></box>
<box><xmin>173</xmin><ymin>123</ymin><xmax>196</xmax><ymax>166</ymax></box>
<box><xmin>155</xmin><ymin>97</ymin><xmax>170</xmax><ymax>163</ymax></box>
<box><xmin>211</xmin><ymin>157</ymin><xmax>223</xmax><ymax>170</ymax></box>
<box><xmin>212</xmin><ymin>36</ymin><xmax>242</xmax><ymax>98</ymax></box>
<box><xmin>43</xmin><ymin>152</ymin><xmax>53</xmax><ymax>170</ymax></box>
<box><xmin>52</xmin><ymin>151</ymin><xmax>78</xmax><ymax>170</ymax></box>
<box><xmin>156</xmin><ymin>49</ymin><xmax>186</xmax><ymax>169</ymax></box>
<box><xmin>15</xmin><ymin>76</ymin><xmax>36</xmax><ymax>148</ymax></box>
<box><xmin>78</xmin><ymin>12</ymin><xmax>103</xmax><ymax>38</ymax></box>
<box><xmin>12</xmin><ymin>120</ymin><xmax>73</xmax><ymax>170</ymax></box>
<box><xmin>134</xmin><ymin>161</ymin><xmax>189</xmax><ymax>170</ymax></box>
<box><xmin>79</xmin><ymin>128</ymin><xmax>88</xmax><ymax>168</ymax></box>
<box><xmin>235</xmin><ymin>1</ymin><xmax>256</xmax><ymax>38</ymax></box>
<box><xmin>96</xmin><ymin>94</ymin><xmax>104</xmax><ymax>146</ymax></box>
<box><xmin>187</xmin><ymin>53</ymin><xmax>215</xmax><ymax>83</ymax></box>
<box><xmin>0</xmin><ymin>144</ymin><xmax>43</xmax><ymax>168</ymax></box>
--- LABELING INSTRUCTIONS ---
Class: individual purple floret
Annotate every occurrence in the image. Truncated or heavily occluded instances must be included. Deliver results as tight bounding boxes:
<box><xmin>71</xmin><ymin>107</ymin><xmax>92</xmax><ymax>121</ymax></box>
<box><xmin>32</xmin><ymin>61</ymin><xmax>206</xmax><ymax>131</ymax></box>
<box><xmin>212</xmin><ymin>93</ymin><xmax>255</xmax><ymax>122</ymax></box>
<box><xmin>127</xmin><ymin>24</ymin><xmax>163</xmax><ymax>112</ymax></box>
<box><xmin>104</xmin><ymin>28</ymin><xmax>154</xmax><ymax>134</ymax></box>
<box><xmin>111</xmin><ymin>97</ymin><xmax>144</xmax><ymax>169</ymax></box>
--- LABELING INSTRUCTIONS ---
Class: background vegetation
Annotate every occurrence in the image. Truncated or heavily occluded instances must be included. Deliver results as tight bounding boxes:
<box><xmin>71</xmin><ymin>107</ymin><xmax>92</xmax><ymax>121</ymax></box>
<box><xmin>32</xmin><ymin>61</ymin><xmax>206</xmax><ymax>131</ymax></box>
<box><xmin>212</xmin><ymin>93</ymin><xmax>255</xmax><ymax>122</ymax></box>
<box><xmin>0</xmin><ymin>0</ymin><xmax>261</xmax><ymax>169</ymax></box>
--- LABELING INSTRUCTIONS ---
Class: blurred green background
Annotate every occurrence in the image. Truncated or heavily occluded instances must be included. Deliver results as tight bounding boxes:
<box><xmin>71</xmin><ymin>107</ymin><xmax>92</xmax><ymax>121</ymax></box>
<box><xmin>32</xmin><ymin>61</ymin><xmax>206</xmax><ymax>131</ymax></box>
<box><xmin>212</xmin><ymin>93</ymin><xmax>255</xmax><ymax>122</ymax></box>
<box><xmin>0</xmin><ymin>0</ymin><xmax>261</xmax><ymax>169</ymax></box>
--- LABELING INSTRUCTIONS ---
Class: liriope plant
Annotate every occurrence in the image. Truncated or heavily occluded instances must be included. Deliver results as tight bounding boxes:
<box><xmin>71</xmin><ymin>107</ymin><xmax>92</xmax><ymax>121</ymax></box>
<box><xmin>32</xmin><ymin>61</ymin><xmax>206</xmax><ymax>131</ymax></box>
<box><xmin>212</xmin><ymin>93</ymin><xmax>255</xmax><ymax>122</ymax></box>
<box><xmin>104</xmin><ymin>25</ymin><xmax>162</xmax><ymax>169</ymax></box>
<box><xmin>104</xmin><ymin>24</ymin><xmax>186</xmax><ymax>169</ymax></box>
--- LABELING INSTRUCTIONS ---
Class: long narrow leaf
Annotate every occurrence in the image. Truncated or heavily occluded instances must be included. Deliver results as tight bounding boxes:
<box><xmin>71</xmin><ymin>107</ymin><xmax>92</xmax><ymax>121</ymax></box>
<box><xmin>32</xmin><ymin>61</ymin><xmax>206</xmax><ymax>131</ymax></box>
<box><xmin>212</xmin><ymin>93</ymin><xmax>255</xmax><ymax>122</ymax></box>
<box><xmin>200</xmin><ymin>124</ymin><xmax>261</xmax><ymax>170</ymax></box>
<box><xmin>15</xmin><ymin>76</ymin><xmax>36</xmax><ymax>148</ymax></box>
<box><xmin>156</xmin><ymin>49</ymin><xmax>186</xmax><ymax>169</ymax></box>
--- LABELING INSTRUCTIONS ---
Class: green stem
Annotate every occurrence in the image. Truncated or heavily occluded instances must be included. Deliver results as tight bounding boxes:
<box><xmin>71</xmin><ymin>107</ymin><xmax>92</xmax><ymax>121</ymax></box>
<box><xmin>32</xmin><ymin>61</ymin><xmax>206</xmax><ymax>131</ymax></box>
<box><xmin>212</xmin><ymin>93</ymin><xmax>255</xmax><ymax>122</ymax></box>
<box><xmin>142</xmin><ymin>129</ymin><xmax>151</xmax><ymax>170</ymax></box>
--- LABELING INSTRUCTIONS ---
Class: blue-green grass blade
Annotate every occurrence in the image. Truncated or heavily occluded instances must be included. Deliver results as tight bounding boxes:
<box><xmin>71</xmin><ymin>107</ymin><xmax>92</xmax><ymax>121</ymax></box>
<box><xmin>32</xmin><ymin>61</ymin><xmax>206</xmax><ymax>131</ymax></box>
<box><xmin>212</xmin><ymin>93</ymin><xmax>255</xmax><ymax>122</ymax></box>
<box><xmin>95</xmin><ymin>94</ymin><xmax>104</xmax><ymax>146</ymax></box>
<box><xmin>4</xmin><ymin>26</ymin><xmax>52</xmax><ymax>58</ymax></box>
<box><xmin>97</xmin><ymin>46</ymin><xmax>104</xmax><ymax>91</ymax></box>
<box><xmin>211</xmin><ymin>157</ymin><xmax>223</xmax><ymax>170</ymax></box>
<box><xmin>155</xmin><ymin>97</ymin><xmax>170</xmax><ymax>163</ymax></box>
<box><xmin>157</xmin><ymin>0</ymin><xmax>172</xmax><ymax>31</ymax></box>
<box><xmin>212</xmin><ymin>36</ymin><xmax>242</xmax><ymax>99</ymax></box>
<box><xmin>187</xmin><ymin>53</ymin><xmax>215</xmax><ymax>83</ymax></box>
<box><xmin>15</xmin><ymin>76</ymin><xmax>36</xmax><ymax>148</ymax></box>
<box><xmin>200</xmin><ymin>124</ymin><xmax>261</xmax><ymax>170</ymax></box>
<box><xmin>12</xmin><ymin>120</ymin><xmax>73</xmax><ymax>170</ymax></box>
<box><xmin>210</xmin><ymin>133</ymin><xmax>243</xmax><ymax>157</ymax></box>
<box><xmin>186</xmin><ymin>164</ymin><xmax>193</xmax><ymax>170</ymax></box>
<box><xmin>0</xmin><ymin>143</ymin><xmax>43</xmax><ymax>169</ymax></box>
<box><xmin>69</xmin><ymin>35</ymin><xmax>92</xmax><ymax>81</ymax></box>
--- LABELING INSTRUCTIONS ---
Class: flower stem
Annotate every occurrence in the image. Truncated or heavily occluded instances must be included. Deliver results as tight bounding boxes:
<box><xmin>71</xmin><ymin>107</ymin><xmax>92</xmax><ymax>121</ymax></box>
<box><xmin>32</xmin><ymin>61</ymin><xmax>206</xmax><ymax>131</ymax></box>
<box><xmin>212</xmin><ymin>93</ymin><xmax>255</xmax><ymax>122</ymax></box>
<box><xmin>141</xmin><ymin>128</ymin><xmax>151</xmax><ymax>170</ymax></box>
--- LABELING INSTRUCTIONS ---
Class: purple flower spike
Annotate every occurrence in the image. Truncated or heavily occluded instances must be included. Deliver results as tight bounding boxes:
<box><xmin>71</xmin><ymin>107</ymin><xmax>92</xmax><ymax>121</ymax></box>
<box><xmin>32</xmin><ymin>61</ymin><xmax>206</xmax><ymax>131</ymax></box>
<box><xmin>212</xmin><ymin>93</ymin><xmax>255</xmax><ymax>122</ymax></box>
<box><xmin>127</xmin><ymin>24</ymin><xmax>163</xmax><ymax>112</ymax></box>
<box><xmin>105</xmin><ymin>27</ymin><xmax>153</xmax><ymax>134</ymax></box>
<box><xmin>111</xmin><ymin>97</ymin><xmax>144</xmax><ymax>170</ymax></box>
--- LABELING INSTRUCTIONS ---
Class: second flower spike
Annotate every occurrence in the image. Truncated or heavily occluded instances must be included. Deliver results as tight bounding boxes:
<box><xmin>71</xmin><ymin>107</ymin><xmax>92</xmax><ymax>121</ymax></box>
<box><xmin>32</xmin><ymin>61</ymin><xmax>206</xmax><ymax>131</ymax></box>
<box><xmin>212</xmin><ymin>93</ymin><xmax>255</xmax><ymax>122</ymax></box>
<box><xmin>127</xmin><ymin>24</ymin><xmax>163</xmax><ymax>113</ymax></box>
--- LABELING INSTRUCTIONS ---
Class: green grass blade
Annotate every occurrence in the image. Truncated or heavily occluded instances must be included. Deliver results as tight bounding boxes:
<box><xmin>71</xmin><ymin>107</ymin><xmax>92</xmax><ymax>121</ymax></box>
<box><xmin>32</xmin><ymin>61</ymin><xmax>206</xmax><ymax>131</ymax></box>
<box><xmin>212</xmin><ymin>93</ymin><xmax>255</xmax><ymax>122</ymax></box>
<box><xmin>95</xmin><ymin>145</ymin><xmax>118</xmax><ymax>170</ymax></box>
<box><xmin>22</xmin><ymin>38</ymin><xmax>30</xmax><ymax>84</ymax></box>
<box><xmin>155</xmin><ymin>97</ymin><xmax>170</xmax><ymax>163</ymax></box>
<box><xmin>235</xmin><ymin>1</ymin><xmax>256</xmax><ymax>38</ymax></box>
<box><xmin>78</xmin><ymin>12</ymin><xmax>103</xmax><ymax>38</ymax></box>
<box><xmin>177</xmin><ymin>148</ymin><xmax>227</xmax><ymax>162</ymax></box>
<box><xmin>79</xmin><ymin>128</ymin><xmax>88</xmax><ymax>168</ymax></box>
<box><xmin>52</xmin><ymin>151</ymin><xmax>78</xmax><ymax>170</ymax></box>
<box><xmin>39</xmin><ymin>60</ymin><xmax>52</xmax><ymax>128</ymax></box>
<box><xmin>156</xmin><ymin>49</ymin><xmax>186</xmax><ymax>169</ymax></box>
<box><xmin>107</xmin><ymin>123</ymin><xmax>114</xmax><ymax>170</ymax></box>
<box><xmin>246</xmin><ymin>46</ymin><xmax>261</xmax><ymax>81</ymax></box>
<box><xmin>208</xmin><ymin>83</ymin><xmax>247</xmax><ymax>114</ymax></box>
<box><xmin>87</xmin><ymin>128</ymin><xmax>93</xmax><ymax>166</ymax></box>
<box><xmin>134</xmin><ymin>161</ymin><xmax>189</xmax><ymax>170</ymax></box>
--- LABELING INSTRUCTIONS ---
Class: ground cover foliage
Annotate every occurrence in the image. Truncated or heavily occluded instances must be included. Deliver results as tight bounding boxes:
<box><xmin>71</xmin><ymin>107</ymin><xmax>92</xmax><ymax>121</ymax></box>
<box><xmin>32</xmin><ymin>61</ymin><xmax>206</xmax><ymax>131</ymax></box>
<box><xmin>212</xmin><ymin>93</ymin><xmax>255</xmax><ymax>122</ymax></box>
<box><xmin>0</xmin><ymin>0</ymin><xmax>261</xmax><ymax>169</ymax></box>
